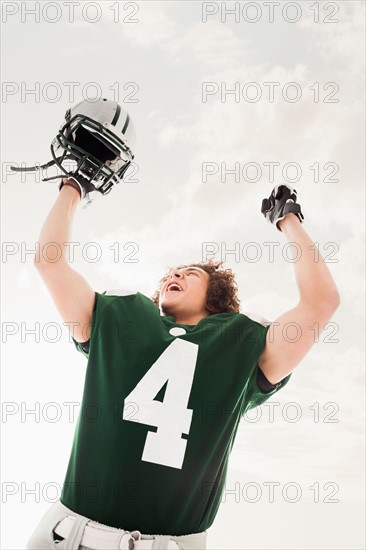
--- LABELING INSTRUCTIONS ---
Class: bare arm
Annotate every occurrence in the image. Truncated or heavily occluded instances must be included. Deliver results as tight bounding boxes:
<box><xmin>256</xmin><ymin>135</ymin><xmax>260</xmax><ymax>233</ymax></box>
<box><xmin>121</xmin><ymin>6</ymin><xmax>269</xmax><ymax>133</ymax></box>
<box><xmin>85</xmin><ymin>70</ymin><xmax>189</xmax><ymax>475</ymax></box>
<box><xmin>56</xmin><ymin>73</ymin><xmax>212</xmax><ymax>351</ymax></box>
<box><xmin>34</xmin><ymin>182</ymin><xmax>96</xmax><ymax>343</ymax></box>
<box><xmin>258</xmin><ymin>213</ymin><xmax>341</xmax><ymax>384</ymax></box>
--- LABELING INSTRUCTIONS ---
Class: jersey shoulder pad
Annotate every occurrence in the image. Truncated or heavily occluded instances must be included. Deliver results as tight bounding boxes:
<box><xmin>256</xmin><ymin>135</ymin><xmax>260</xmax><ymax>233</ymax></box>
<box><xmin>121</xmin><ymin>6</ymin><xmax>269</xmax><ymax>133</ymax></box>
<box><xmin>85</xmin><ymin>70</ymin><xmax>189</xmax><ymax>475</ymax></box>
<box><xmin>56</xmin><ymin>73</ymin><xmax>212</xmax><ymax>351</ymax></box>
<box><xmin>242</xmin><ymin>311</ymin><xmax>272</xmax><ymax>326</ymax></box>
<box><xmin>103</xmin><ymin>288</ymin><xmax>137</xmax><ymax>296</ymax></box>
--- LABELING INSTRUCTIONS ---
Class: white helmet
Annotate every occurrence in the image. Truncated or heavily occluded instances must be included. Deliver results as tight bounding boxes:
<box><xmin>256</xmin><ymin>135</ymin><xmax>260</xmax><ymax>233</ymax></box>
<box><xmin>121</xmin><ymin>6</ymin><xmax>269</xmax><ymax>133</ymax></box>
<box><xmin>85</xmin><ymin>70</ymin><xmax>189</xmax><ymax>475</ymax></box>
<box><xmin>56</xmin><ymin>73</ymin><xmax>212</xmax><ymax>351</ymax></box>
<box><xmin>11</xmin><ymin>98</ymin><xmax>136</xmax><ymax>201</ymax></box>
<box><xmin>51</xmin><ymin>98</ymin><xmax>136</xmax><ymax>193</ymax></box>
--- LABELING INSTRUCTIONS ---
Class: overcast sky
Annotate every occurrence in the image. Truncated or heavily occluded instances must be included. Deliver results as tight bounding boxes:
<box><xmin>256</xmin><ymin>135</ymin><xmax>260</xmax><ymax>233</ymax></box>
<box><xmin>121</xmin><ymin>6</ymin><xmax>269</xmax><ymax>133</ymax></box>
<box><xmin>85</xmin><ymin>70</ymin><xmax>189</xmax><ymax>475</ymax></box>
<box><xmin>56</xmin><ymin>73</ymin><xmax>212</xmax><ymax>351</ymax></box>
<box><xmin>1</xmin><ymin>1</ymin><xmax>365</xmax><ymax>549</ymax></box>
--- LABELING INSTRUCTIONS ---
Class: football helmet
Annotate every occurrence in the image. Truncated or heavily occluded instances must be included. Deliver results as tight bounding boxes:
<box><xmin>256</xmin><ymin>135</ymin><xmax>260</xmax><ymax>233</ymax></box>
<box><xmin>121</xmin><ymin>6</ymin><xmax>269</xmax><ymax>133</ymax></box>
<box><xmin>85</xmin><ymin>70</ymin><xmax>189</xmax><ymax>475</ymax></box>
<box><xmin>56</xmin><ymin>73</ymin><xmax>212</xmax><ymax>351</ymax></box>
<box><xmin>11</xmin><ymin>98</ymin><xmax>136</xmax><ymax>208</ymax></box>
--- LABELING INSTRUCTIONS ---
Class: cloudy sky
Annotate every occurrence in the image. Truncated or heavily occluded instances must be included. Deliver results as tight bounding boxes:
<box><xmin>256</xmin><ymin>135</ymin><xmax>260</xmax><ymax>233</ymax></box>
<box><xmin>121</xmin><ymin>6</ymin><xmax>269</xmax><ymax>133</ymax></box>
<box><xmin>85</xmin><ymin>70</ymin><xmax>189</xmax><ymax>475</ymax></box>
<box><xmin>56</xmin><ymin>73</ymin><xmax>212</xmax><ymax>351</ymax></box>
<box><xmin>1</xmin><ymin>1</ymin><xmax>365</xmax><ymax>549</ymax></box>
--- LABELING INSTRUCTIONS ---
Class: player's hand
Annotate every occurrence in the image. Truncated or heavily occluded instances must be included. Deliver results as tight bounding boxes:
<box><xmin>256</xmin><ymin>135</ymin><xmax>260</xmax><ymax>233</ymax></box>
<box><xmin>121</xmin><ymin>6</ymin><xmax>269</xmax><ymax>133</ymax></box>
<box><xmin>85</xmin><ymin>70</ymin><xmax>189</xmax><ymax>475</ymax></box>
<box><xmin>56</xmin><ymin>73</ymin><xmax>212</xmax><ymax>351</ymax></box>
<box><xmin>261</xmin><ymin>184</ymin><xmax>304</xmax><ymax>232</ymax></box>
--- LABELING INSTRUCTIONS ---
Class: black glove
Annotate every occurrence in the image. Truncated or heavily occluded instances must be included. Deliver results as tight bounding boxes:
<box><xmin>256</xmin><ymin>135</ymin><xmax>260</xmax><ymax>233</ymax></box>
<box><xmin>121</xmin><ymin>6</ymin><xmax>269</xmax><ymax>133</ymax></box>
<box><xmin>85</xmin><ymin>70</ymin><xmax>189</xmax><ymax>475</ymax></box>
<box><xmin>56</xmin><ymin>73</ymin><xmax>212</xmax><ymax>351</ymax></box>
<box><xmin>261</xmin><ymin>185</ymin><xmax>304</xmax><ymax>232</ymax></box>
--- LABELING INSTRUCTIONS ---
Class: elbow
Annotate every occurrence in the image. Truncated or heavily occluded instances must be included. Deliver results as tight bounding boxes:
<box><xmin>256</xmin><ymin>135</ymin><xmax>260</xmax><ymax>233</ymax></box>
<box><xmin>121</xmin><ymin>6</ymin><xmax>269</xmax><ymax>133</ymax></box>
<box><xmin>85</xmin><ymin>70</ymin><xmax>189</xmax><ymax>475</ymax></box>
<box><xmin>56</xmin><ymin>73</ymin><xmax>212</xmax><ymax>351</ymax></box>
<box><xmin>333</xmin><ymin>291</ymin><xmax>341</xmax><ymax>309</ymax></box>
<box><xmin>317</xmin><ymin>291</ymin><xmax>341</xmax><ymax>313</ymax></box>
<box><xmin>326</xmin><ymin>287</ymin><xmax>341</xmax><ymax>310</ymax></box>
<box><xmin>301</xmin><ymin>290</ymin><xmax>341</xmax><ymax>314</ymax></box>
<box><xmin>320</xmin><ymin>280</ymin><xmax>342</xmax><ymax>310</ymax></box>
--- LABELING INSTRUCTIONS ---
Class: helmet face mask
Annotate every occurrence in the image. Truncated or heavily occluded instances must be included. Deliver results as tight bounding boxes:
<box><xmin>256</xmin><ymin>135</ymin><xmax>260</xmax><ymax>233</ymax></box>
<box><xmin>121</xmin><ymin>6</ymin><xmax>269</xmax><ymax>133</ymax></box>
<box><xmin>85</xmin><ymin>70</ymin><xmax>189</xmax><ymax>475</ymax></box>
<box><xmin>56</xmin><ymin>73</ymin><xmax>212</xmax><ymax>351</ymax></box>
<box><xmin>51</xmin><ymin>112</ymin><xmax>134</xmax><ymax>195</ymax></box>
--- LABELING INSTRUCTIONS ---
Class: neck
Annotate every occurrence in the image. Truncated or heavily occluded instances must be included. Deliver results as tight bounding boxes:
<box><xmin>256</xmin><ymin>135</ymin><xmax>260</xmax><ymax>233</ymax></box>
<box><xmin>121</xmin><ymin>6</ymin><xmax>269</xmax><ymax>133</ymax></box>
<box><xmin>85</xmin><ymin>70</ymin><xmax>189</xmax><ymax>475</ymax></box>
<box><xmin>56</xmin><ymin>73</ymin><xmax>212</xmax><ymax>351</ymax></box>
<box><xmin>162</xmin><ymin>310</ymin><xmax>211</xmax><ymax>326</ymax></box>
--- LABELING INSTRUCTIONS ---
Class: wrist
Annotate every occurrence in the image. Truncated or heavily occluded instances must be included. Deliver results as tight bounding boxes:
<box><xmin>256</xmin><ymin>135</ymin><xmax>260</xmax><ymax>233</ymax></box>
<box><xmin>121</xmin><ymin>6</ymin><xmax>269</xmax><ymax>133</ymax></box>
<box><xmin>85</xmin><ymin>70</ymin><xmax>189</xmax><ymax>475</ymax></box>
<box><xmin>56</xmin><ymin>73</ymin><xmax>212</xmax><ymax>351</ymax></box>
<box><xmin>60</xmin><ymin>179</ymin><xmax>82</xmax><ymax>200</ymax></box>
<box><xmin>278</xmin><ymin>213</ymin><xmax>299</xmax><ymax>231</ymax></box>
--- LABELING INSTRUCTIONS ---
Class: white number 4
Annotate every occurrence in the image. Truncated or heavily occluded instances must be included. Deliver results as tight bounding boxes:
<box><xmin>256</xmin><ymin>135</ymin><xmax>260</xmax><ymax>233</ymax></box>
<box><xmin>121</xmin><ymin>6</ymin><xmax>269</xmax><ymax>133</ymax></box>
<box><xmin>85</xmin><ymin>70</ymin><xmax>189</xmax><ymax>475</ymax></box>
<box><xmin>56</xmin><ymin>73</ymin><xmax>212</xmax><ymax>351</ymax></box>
<box><xmin>123</xmin><ymin>338</ymin><xmax>198</xmax><ymax>469</ymax></box>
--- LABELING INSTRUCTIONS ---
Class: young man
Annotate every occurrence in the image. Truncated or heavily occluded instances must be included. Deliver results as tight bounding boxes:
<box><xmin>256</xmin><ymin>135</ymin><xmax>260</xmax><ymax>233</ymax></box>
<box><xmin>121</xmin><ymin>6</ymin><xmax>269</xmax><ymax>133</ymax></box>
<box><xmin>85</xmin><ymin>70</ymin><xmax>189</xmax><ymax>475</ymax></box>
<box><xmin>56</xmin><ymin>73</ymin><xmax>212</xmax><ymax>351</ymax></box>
<box><xmin>26</xmin><ymin>181</ymin><xmax>340</xmax><ymax>550</ymax></box>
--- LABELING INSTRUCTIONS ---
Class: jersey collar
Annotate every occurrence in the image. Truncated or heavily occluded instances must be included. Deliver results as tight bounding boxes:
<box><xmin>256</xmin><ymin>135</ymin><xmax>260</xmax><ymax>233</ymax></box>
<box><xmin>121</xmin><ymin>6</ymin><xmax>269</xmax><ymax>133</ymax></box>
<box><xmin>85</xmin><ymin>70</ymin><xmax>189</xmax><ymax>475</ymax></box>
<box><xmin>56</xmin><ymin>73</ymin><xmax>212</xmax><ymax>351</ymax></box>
<box><xmin>161</xmin><ymin>312</ymin><xmax>236</xmax><ymax>328</ymax></box>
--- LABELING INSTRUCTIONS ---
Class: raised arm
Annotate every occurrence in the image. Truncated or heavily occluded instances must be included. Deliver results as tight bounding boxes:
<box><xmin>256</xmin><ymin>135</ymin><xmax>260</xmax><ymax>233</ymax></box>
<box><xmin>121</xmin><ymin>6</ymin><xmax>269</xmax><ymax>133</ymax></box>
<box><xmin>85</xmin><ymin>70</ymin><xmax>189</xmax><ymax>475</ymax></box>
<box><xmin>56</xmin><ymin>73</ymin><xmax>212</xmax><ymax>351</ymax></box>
<box><xmin>258</xmin><ymin>213</ymin><xmax>341</xmax><ymax>384</ymax></box>
<box><xmin>34</xmin><ymin>181</ymin><xmax>96</xmax><ymax>343</ymax></box>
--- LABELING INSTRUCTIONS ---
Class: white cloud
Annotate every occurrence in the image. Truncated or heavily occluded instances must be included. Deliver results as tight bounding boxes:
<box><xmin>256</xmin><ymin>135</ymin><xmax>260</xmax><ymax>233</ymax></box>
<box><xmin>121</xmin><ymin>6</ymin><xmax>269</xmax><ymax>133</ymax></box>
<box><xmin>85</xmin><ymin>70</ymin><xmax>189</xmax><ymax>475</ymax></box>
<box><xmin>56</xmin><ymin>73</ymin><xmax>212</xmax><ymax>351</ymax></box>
<box><xmin>16</xmin><ymin>267</ymin><xmax>32</xmax><ymax>290</ymax></box>
<box><xmin>121</xmin><ymin>4</ymin><xmax>177</xmax><ymax>48</ymax></box>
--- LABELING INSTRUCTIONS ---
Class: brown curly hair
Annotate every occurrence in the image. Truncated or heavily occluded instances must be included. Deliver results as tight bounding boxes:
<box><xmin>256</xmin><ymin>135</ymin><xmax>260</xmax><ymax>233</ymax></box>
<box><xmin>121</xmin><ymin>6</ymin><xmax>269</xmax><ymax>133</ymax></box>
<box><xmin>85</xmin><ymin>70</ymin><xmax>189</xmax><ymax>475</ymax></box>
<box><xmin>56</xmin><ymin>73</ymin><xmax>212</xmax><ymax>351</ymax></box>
<box><xmin>150</xmin><ymin>259</ymin><xmax>241</xmax><ymax>314</ymax></box>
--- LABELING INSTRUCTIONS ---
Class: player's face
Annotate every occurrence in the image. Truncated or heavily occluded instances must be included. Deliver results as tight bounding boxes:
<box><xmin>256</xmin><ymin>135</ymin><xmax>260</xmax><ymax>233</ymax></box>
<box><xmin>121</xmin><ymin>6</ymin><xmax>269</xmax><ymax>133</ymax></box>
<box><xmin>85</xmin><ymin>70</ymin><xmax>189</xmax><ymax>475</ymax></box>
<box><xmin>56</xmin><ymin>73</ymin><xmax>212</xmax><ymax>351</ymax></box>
<box><xmin>159</xmin><ymin>267</ymin><xmax>211</xmax><ymax>323</ymax></box>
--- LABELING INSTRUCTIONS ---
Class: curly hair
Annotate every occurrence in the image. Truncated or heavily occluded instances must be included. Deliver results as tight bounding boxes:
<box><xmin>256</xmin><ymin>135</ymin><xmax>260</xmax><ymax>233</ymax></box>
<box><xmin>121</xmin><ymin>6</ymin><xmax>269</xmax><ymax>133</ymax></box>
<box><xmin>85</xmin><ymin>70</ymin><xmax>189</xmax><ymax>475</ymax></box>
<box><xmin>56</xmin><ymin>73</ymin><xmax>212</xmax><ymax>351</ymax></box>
<box><xmin>150</xmin><ymin>259</ymin><xmax>241</xmax><ymax>314</ymax></box>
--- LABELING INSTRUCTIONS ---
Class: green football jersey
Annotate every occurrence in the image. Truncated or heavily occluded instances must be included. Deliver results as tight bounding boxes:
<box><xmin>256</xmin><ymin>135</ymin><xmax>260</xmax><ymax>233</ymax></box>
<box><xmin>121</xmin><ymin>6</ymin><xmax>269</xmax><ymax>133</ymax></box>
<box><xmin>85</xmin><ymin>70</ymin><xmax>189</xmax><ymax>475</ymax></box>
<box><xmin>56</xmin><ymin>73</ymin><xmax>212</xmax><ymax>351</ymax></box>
<box><xmin>60</xmin><ymin>289</ymin><xmax>291</xmax><ymax>536</ymax></box>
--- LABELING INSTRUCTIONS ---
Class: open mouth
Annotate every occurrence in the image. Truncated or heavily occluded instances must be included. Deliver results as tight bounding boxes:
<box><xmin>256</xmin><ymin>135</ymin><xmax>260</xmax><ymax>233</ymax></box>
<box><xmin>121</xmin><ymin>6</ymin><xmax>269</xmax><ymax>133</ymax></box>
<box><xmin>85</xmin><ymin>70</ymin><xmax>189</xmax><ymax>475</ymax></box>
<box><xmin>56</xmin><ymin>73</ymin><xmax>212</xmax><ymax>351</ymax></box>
<box><xmin>166</xmin><ymin>283</ymin><xmax>183</xmax><ymax>292</ymax></box>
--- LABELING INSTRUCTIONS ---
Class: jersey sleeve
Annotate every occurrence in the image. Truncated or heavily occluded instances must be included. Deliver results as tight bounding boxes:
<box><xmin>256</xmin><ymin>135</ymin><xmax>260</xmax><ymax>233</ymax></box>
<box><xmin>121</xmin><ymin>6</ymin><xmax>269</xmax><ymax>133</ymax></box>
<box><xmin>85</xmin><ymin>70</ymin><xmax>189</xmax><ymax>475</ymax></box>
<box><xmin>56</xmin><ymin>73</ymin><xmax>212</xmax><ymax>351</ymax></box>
<box><xmin>72</xmin><ymin>338</ymin><xmax>91</xmax><ymax>358</ymax></box>
<box><xmin>71</xmin><ymin>291</ymin><xmax>101</xmax><ymax>358</ymax></box>
<box><xmin>71</xmin><ymin>288</ymin><xmax>137</xmax><ymax>358</ymax></box>
<box><xmin>241</xmin><ymin>316</ymin><xmax>292</xmax><ymax>414</ymax></box>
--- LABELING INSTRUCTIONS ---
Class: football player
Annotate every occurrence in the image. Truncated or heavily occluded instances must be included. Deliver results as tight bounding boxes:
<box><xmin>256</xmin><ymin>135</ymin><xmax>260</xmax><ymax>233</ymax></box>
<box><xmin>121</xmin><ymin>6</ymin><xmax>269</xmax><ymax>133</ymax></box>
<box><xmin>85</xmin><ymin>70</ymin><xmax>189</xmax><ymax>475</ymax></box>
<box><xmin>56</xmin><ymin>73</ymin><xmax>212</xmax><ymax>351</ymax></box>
<box><xmin>23</xmin><ymin>101</ymin><xmax>340</xmax><ymax>550</ymax></box>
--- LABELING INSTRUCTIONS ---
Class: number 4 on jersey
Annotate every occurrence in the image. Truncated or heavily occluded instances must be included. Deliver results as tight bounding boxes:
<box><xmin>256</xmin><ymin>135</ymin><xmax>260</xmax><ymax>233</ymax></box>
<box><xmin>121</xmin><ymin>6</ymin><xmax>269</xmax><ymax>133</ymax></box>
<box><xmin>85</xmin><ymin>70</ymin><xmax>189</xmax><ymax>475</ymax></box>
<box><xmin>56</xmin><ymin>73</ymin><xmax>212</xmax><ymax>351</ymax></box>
<box><xmin>123</xmin><ymin>338</ymin><xmax>199</xmax><ymax>469</ymax></box>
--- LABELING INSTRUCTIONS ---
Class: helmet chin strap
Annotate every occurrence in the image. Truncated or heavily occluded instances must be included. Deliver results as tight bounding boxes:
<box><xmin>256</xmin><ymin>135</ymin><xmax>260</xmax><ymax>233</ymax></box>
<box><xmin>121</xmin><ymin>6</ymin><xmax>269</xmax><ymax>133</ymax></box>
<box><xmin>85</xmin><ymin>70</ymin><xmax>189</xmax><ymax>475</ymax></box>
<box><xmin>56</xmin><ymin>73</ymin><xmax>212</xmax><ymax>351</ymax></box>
<box><xmin>41</xmin><ymin>174</ymin><xmax>66</xmax><ymax>182</ymax></box>
<box><xmin>10</xmin><ymin>158</ymin><xmax>59</xmax><ymax>172</ymax></box>
<box><xmin>10</xmin><ymin>155</ymin><xmax>74</xmax><ymax>181</ymax></box>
